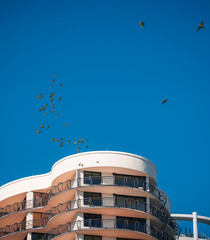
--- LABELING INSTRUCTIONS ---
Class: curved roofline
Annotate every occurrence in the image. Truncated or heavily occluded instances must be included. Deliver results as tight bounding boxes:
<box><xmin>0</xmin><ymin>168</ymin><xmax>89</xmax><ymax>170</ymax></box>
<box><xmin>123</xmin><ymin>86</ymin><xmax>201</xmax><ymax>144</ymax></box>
<box><xmin>0</xmin><ymin>151</ymin><xmax>157</xmax><ymax>190</ymax></box>
<box><xmin>52</xmin><ymin>151</ymin><xmax>157</xmax><ymax>173</ymax></box>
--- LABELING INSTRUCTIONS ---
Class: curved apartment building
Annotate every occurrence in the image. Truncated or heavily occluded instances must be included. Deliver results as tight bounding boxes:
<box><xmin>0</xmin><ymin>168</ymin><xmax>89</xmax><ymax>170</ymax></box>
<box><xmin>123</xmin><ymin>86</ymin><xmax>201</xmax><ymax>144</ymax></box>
<box><xmin>0</xmin><ymin>151</ymin><xmax>178</xmax><ymax>240</ymax></box>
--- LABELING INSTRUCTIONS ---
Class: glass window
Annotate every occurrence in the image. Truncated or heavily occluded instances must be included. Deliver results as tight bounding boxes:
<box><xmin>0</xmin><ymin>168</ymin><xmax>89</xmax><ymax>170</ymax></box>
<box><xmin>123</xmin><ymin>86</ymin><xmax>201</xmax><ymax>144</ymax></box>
<box><xmin>84</xmin><ymin>213</ymin><xmax>102</xmax><ymax>228</ymax></box>
<box><xmin>84</xmin><ymin>192</ymin><xmax>102</xmax><ymax>206</ymax></box>
<box><xmin>84</xmin><ymin>235</ymin><xmax>102</xmax><ymax>240</ymax></box>
<box><xmin>114</xmin><ymin>174</ymin><xmax>145</xmax><ymax>188</ymax></box>
<box><xmin>32</xmin><ymin>233</ymin><xmax>48</xmax><ymax>240</ymax></box>
<box><xmin>116</xmin><ymin>216</ymin><xmax>146</xmax><ymax>231</ymax></box>
<box><xmin>115</xmin><ymin>195</ymin><xmax>145</xmax><ymax>210</ymax></box>
<box><xmin>84</xmin><ymin>171</ymin><xmax>101</xmax><ymax>185</ymax></box>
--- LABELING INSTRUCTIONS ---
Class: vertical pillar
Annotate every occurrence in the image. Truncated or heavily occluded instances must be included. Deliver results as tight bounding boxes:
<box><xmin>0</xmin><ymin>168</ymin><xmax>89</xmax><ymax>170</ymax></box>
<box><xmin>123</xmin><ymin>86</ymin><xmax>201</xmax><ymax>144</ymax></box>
<box><xmin>26</xmin><ymin>191</ymin><xmax>34</xmax><ymax>240</ymax></box>
<box><xmin>193</xmin><ymin>212</ymin><xmax>198</xmax><ymax>240</ymax></box>
<box><xmin>146</xmin><ymin>177</ymin><xmax>150</xmax><ymax>233</ymax></box>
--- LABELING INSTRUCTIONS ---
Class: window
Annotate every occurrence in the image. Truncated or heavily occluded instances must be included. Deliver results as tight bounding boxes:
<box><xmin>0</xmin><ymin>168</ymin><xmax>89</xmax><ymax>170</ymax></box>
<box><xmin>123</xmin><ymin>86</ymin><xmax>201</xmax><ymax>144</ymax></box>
<box><xmin>84</xmin><ymin>235</ymin><xmax>102</xmax><ymax>240</ymax></box>
<box><xmin>116</xmin><ymin>216</ymin><xmax>146</xmax><ymax>231</ymax></box>
<box><xmin>84</xmin><ymin>171</ymin><xmax>101</xmax><ymax>185</ymax></box>
<box><xmin>114</xmin><ymin>174</ymin><xmax>145</xmax><ymax>188</ymax></box>
<box><xmin>32</xmin><ymin>233</ymin><xmax>48</xmax><ymax>240</ymax></box>
<box><xmin>84</xmin><ymin>213</ymin><xmax>102</xmax><ymax>228</ymax></box>
<box><xmin>84</xmin><ymin>192</ymin><xmax>102</xmax><ymax>206</ymax></box>
<box><xmin>115</xmin><ymin>195</ymin><xmax>146</xmax><ymax>211</ymax></box>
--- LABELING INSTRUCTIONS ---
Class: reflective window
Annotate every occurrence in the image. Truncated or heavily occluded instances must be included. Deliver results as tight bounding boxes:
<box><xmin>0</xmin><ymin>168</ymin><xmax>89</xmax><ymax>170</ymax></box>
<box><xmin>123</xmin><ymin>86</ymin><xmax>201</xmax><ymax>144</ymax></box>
<box><xmin>31</xmin><ymin>233</ymin><xmax>48</xmax><ymax>240</ymax></box>
<box><xmin>116</xmin><ymin>216</ymin><xmax>146</xmax><ymax>231</ymax></box>
<box><xmin>84</xmin><ymin>213</ymin><xmax>102</xmax><ymax>228</ymax></box>
<box><xmin>84</xmin><ymin>235</ymin><xmax>102</xmax><ymax>240</ymax></box>
<box><xmin>115</xmin><ymin>195</ymin><xmax>146</xmax><ymax>211</ymax></box>
<box><xmin>114</xmin><ymin>174</ymin><xmax>145</xmax><ymax>188</ymax></box>
<box><xmin>84</xmin><ymin>192</ymin><xmax>102</xmax><ymax>206</ymax></box>
<box><xmin>84</xmin><ymin>171</ymin><xmax>101</xmax><ymax>185</ymax></box>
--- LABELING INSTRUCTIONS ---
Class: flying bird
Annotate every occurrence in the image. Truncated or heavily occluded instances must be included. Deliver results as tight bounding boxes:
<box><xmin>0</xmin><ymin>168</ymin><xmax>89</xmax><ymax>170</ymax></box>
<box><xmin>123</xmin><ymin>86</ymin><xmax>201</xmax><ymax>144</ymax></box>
<box><xmin>56</xmin><ymin>113</ymin><xmax>59</xmax><ymax>117</ymax></box>
<box><xmin>47</xmin><ymin>126</ymin><xmax>50</xmax><ymax>129</ymax></box>
<box><xmin>67</xmin><ymin>140</ymin><xmax>70</xmax><ymax>144</ymax></box>
<box><xmin>78</xmin><ymin>138</ymin><xmax>82</xmax><ymax>142</ymax></box>
<box><xmin>65</xmin><ymin>124</ymin><xmax>67</xmax><ymax>127</ymax></box>
<box><xmin>54</xmin><ymin>75</ymin><xmax>56</xmax><ymax>78</ymax></box>
<box><xmin>74</xmin><ymin>141</ymin><xmax>76</xmax><ymax>145</ymax></box>
<box><xmin>52</xmin><ymin>110</ymin><xmax>55</xmax><ymax>113</ymax></box>
<box><xmin>36</xmin><ymin>130</ymin><xmax>41</xmax><ymax>134</ymax></box>
<box><xmin>78</xmin><ymin>163</ymin><xmax>84</xmax><ymax>167</ymax></box>
<box><xmin>197</xmin><ymin>21</ymin><xmax>205</xmax><ymax>31</ymax></box>
<box><xmin>139</xmin><ymin>22</ymin><xmax>145</xmax><ymax>27</ymax></box>
<box><xmin>162</xmin><ymin>99</ymin><xmax>168</xmax><ymax>104</ymax></box>
<box><xmin>38</xmin><ymin>94</ymin><xmax>43</xmax><ymax>100</ymax></box>
<box><xmin>86</xmin><ymin>139</ymin><xmax>88</xmax><ymax>142</ymax></box>
<box><xmin>57</xmin><ymin>139</ymin><xmax>59</xmax><ymax>142</ymax></box>
<box><xmin>44</xmin><ymin>113</ymin><xmax>47</xmax><ymax>116</ymax></box>
<box><xmin>52</xmin><ymin>104</ymin><xmax>54</xmax><ymax>107</ymax></box>
<box><xmin>60</xmin><ymin>83</ymin><xmax>62</xmax><ymax>87</ymax></box>
<box><xmin>45</xmin><ymin>104</ymin><xmax>48</xmax><ymax>107</ymax></box>
<box><xmin>59</xmin><ymin>142</ymin><xmax>63</xmax><ymax>147</ymax></box>
<box><xmin>80</xmin><ymin>140</ymin><xmax>84</xmax><ymax>144</ymax></box>
<box><xmin>52</xmin><ymin>138</ymin><xmax>55</xmax><ymax>141</ymax></box>
<box><xmin>85</xmin><ymin>146</ymin><xmax>88</xmax><ymax>149</ymax></box>
<box><xmin>59</xmin><ymin>97</ymin><xmax>62</xmax><ymax>101</ymax></box>
<box><xmin>41</xmin><ymin>125</ymin><xmax>44</xmax><ymax>128</ymax></box>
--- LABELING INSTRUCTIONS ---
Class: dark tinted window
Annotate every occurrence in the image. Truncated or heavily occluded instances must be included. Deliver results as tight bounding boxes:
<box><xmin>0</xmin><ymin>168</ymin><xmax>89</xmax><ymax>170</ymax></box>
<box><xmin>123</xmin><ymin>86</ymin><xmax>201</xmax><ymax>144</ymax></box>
<box><xmin>116</xmin><ymin>216</ymin><xmax>146</xmax><ymax>231</ymax></box>
<box><xmin>84</xmin><ymin>171</ymin><xmax>101</xmax><ymax>185</ymax></box>
<box><xmin>84</xmin><ymin>235</ymin><xmax>102</xmax><ymax>240</ymax></box>
<box><xmin>115</xmin><ymin>195</ymin><xmax>146</xmax><ymax>211</ymax></box>
<box><xmin>32</xmin><ymin>233</ymin><xmax>48</xmax><ymax>240</ymax></box>
<box><xmin>84</xmin><ymin>192</ymin><xmax>102</xmax><ymax>206</ymax></box>
<box><xmin>114</xmin><ymin>174</ymin><xmax>145</xmax><ymax>188</ymax></box>
<box><xmin>84</xmin><ymin>213</ymin><xmax>102</xmax><ymax>228</ymax></box>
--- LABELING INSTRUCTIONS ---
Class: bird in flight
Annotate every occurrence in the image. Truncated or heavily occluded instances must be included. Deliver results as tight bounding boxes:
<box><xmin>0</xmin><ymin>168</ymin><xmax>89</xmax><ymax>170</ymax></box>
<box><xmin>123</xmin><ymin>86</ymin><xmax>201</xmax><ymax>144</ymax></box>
<box><xmin>41</xmin><ymin>125</ymin><xmax>44</xmax><ymax>128</ymax></box>
<box><xmin>60</xmin><ymin>83</ymin><xmax>62</xmax><ymax>87</ymax></box>
<box><xmin>56</xmin><ymin>113</ymin><xmax>59</xmax><ymax>117</ymax></box>
<box><xmin>197</xmin><ymin>21</ymin><xmax>205</xmax><ymax>31</ymax></box>
<box><xmin>78</xmin><ymin>138</ymin><xmax>82</xmax><ymax>143</ymax></box>
<box><xmin>74</xmin><ymin>141</ymin><xmax>76</xmax><ymax>145</ymax></box>
<box><xmin>139</xmin><ymin>22</ymin><xmax>145</xmax><ymax>27</ymax></box>
<box><xmin>36</xmin><ymin>130</ymin><xmax>41</xmax><ymax>134</ymax></box>
<box><xmin>65</xmin><ymin>124</ymin><xmax>67</xmax><ymax>127</ymax></box>
<box><xmin>85</xmin><ymin>146</ymin><xmax>88</xmax><ymax>149</ymax></box>
<box><xmin>52</xmin><ymin>110</ymin><xmax>55</xmax><ymax>113</ymax></box>
<box><xmin>78</xmin><ymin>163</ymin><xmax>84</xmax><ymax>167</ymax></box>
<box><xmin>44</xmin><ymin>113</ymin><xmax>47</xmax><ymax>116</ymax></box>
<box><xmin>52</xmin><ymin>138</ymin><xmax>55</xmax><ymax>141</ymax></box>
<box><xmin>59</xmin><ymin>96</ymin><xmax>62</xmax><ymax>101</ymax></box>
<box><xmin>38</xmin><ymin>94</ymin><xmax>43</xmax><ymax>100</ymax></box>
<box><xmin>86</xmin><ymin>139</ymin><xmax>88</xmax><ymax>142</ymax></box>
<box><xmin>52</xmin><ymin>104</ymin><xmax>54</xmax><ymax>108</ymax></box>
<box><xmin>67</xmin><ymin>140</ymin><xmax>70</xmax><ymax>144</ymax></box>
<box><xmin>47</xmin><ymin>126</ymin><xmax>50</xmax><ymax>129</ymax></box>
<box><xmin>162</xmin><ymin>99</ymin><xmax>168</xmax><ymax>104</ymax></box>
<box><xmin>54</xmin><ymin>75</ymin><xmax>56</xmax><ymax>78</ymax></box>
<box><xmin>59</xmin><ymin>142</ymin><xmax>63</xmax><ymax>147</ymax></box>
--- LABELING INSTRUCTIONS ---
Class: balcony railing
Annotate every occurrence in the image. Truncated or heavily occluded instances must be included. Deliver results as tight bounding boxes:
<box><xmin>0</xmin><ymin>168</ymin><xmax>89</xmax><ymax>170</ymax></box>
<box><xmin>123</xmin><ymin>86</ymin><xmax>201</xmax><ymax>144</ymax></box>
<box><xmin>0</xmin><ymin>176</ymin><xmax>167</xmax><ymax>219</ymax></box>
<box><xmin>41</xmin><ymin>219</ymin><xmax>163</xmax><ymax>240</ymax></box>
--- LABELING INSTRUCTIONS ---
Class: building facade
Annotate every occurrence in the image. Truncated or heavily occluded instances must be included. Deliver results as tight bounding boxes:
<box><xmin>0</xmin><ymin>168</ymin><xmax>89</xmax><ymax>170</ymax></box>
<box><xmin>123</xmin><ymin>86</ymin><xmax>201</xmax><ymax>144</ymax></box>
<box><xmin>0</xmin><ymin>151</ymin><xmax>178</xmax><ymax>240</ymax></box>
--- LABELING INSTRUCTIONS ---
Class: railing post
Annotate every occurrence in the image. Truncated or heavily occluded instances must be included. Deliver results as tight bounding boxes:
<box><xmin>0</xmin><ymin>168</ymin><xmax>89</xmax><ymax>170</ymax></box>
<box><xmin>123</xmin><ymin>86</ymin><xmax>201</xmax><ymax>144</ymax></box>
<box><xmin>193</xmin><ymin>212</ymin><xmax>198</xmax><ymax>240</ymax></box>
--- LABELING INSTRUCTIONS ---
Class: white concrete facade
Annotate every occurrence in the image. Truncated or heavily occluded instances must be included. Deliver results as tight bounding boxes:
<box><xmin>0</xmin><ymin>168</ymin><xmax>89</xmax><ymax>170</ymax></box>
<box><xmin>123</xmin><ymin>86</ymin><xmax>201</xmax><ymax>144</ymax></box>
<box><xmin>0</xmin><ymin>151</ymin><xmax>175</xmax><ymax>240</ymax></box>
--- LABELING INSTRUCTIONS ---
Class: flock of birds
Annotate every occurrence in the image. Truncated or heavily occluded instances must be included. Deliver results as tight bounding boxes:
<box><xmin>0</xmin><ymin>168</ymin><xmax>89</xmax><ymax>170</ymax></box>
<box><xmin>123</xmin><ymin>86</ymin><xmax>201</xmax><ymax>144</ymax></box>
<box><xmin>35</xmin><ymin>20</ymin><xmax>206</xmax><ymax>166</ymax></box>
<box><xmin>36</xmin><ymin>75</ymin><xmax>89</xmax><ymax>154</ymax></box>
<box><xmin>140</xmin><ymin>20</ymin><xmax>206</xmax><ymax>106</ymax></box>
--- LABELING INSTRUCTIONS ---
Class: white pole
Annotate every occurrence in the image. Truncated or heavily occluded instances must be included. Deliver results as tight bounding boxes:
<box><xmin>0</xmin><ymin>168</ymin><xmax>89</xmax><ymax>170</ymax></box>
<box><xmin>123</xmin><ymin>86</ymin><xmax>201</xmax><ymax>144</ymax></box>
<box><xmin>193</xmin><ymin>212</ymin><xmax>198</xmax><ymax>240</ymax></box>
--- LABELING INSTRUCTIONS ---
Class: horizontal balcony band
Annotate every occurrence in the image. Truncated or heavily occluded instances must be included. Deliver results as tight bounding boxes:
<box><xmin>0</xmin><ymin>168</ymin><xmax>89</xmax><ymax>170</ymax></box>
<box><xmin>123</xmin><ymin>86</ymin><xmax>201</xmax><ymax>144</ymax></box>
<box><xmin>0</xmin><ymin>198</ymin><xmax>177</xmax><ymax>238</ymax></box>
<box><xmin>41</xmin><ymin>219</ymin><xmax>174</xmax><ymax>240</ymax></box>
<box><xmin>0</xmin><ymin>177</ymin><xmax>167</xmax><ymax>219</ymax></box>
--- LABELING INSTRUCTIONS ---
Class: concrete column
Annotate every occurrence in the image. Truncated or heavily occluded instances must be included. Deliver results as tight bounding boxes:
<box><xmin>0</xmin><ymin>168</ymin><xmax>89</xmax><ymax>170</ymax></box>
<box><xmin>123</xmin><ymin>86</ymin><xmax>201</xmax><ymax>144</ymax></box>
<box><xmin>146</xmin><ymin>177</ymin><xmax>149</xmax><ymax>192</ymax></box>
<box><xmin>193</xmin><ymin>212</ymin><xmax>198</xmax><ymax>240</ymax></box>
<box><xmin>26</xmin><ymin>191</ymin><xmax>34</xmax><ymax>240</ymax></box>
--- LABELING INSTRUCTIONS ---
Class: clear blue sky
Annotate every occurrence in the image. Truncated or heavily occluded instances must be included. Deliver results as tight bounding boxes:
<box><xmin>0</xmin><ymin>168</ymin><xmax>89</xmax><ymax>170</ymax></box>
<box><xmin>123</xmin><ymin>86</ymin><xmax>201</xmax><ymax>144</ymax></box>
<box><xmin>0</xmin><ymin>0</ymin><xmax>209</xmax><ymax>236</ymax></box>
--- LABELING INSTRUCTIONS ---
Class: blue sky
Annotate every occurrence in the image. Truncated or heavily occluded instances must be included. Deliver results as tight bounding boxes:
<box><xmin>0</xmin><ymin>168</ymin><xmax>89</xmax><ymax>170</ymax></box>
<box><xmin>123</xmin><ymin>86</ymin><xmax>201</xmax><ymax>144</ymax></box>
<box><xmin>0</xmin><ymin>0</ymin><xmax>210</xmax><ymax>235</ymax></box>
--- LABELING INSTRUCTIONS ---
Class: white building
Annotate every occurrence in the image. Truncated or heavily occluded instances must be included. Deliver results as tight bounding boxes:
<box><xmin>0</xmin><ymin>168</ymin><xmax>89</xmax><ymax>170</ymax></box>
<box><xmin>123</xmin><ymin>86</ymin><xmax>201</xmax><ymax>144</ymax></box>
<box><xmin>0</xmin><ymin>151</ymin><xmax>178</xmax><ymax>240</ymax></box>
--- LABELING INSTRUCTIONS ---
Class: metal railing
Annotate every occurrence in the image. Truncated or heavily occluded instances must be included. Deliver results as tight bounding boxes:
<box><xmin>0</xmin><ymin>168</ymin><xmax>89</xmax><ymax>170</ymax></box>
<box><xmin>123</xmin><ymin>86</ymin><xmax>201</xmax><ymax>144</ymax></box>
<box><xmin>41</xmin><ymin>219</ymin><xmax>160</xmax><ymax>240</ymax></box>
<box><xmin>0</xmin><ymin>176</ymin><xmax>167</xmax><ymax>219</ymax></box>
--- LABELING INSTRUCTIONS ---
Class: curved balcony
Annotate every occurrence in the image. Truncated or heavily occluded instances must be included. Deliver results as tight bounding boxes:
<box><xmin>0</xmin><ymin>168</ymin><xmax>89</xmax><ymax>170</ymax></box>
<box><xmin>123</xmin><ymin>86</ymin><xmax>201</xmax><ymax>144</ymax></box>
<box><xmin>42</xmin><ymin>219</ymin><xmax>160</xmax><ymax>240</ymax></box>
<box><xmin>0</xmin><ymin>177</ymin><xmax>168</xmax><ymax>221</ymax></box>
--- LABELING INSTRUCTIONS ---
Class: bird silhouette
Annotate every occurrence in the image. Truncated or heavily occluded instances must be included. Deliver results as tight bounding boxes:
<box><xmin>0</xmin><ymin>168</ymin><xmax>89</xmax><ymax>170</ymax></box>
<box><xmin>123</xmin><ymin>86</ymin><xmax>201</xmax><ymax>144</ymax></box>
<box><xmin>67</xmin><ymin>140</ymin><xmax>70</xmax><ymax>144</ymax></box>
<box><xmin>52</xmin><ymin>138</ymin><xmax>55</xmax><ymax>141</ymax></box>
<box><xmin>52</xmin><ymin>104</ymin><xmax>54</xmax><ymax>108</ymax></box>
<box><xmin>45</xmin><ymin>104</ymin><xmax>48</xmax><ymax>107</ymax></box>
<box><xmin>197</xmin><ymin>21</ymin><xmax>205</xmax><ymax>31</ymax></box>
<box><xmin>85</xmin><ymin>146</ymin><xmax>88</xmax><ymax>149</ymax></box>
<box><xmin>86</xmin><ymin>139</ymin><xmax>88</xmax><ymax>142</ymax></box>
<box><xmin>162</xmin><ymin>99</ymin><xmax>168</xmax><ymax>104</ymax></box>
<box><xmin>44</xmin><ymin>113</ymin><xmax>47</xmax><ymax>116</ymax></box>
<box><xmin>65</xmin><ymin>124</ymin><xmax>67</xmax><ymax>127</ymax></box>
<box><xmin>47</xmin><ymin>126</ymin><xmax>50</xmax><ymax>129</ymax></box>
<box><xmin>52</xmin><ymin>110</ymin><xmax>55</xmax><ymax>113</ymax></box>
<box><xmin>56</xmin><ymin>113</ymin><xmax>59</xmax><ymax>117</ymax></box>
<box><xmin>78</xmin><ymin>163</ymin><xmax>84</xmax><ymax>167</ymax></box>
<box><xmin>57</xmin><ymin>139</ymin><xmax>59</xmax><ymax>142</ymax></box>
<box><xmin>54</xmin><ymin>75</ymin><xmax>56</xmax><ymax>78</ymax></box>
<box><xmin>78</xmin><ymin>138</ymin><xmax>82</xmax><ymax>142</ymax></box>
<box><xmin>74</xmin><ymin>141</ymin><xmax>76</xmax><ymax>145</ymax></box>
<box><xmin>140</xmin><ymin>22</ymin><xmax>145</xmax><ymax>27</ymax></box>
<box><xmin>81</xmin><ymin>140</ymin><xmax>84</xmax><ymax>144</ymax></box>
<box><xmin>60</xmin><ymin>83</ymin><xmax>62</xmax><ymax>87</ymax></box>
<box><xmin>59</xmin><ymin>142</ymin><xmax>63</xmax><ymax>147</ymax></box>
<box><xmin>38</xmin><ymin>94</ymin><xmax>43</xmax><ymax>100</ymax></box>
<box><xmin>59</xmin><ymin>97</ymin><xmax>62</xmax><ymax>101</ymax></box>
<box><xmin>41</xmin><ymin>125</ymin><xmax>44</xmax><ymax>128</ymax></box>
<box><xmin>36</xmin><ymin>130</ymin><xmax>41</xmax><ymax>134</ymax></box>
